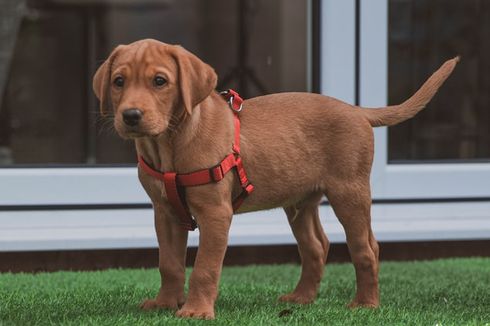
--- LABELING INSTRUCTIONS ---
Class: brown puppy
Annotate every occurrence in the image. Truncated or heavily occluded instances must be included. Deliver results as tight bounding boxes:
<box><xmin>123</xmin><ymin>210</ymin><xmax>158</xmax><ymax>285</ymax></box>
<box><xmin>93</xmin><ymin>39</ymin><xmax>458</xmax><ymax>319</ymax></box>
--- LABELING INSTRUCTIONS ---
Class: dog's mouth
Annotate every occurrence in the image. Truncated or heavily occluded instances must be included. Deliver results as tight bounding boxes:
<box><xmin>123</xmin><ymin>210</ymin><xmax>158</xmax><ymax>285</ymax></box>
<box><xmin>117</xmin><ymin>125</ymin><xmax>165</xmax><ymax>139</ymax></box>
<box><xmin>125</xmin><ymin>131</ymin><xmax>146</xmax><ymax>139</ymax></box>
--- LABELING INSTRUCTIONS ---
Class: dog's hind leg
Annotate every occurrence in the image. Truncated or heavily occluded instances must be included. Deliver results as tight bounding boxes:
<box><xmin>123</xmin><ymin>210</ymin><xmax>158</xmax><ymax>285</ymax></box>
<box><xmin>279</xmin><ymin>192</ymin><xmax>329</xmax><ymax>304</ymax></box>
<box><xmin>326</xmin><ymin>180</ymin><xmax>379</xmax><ymax>308</ymax></box>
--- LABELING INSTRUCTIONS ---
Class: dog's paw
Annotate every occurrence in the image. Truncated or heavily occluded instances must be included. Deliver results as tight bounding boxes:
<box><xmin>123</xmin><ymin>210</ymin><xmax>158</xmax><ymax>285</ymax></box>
<box><xmin>278</xmin><ymin>292</ymin><xmax>315</xmax><ymax>305</ymax></box>
<box><xmin>347</xmin><ymin>299</ymin><xmax>379</xmax><ymax>309</ymax></box>
<box><xmin>139</xmin><ymin>298</ymin><xmax>181</xmax><ymax>311</ymax></box>
<box><xmin>175</xmin><ymin>305</ymin><xmax>215</xmax><ymax>320</ymax></box>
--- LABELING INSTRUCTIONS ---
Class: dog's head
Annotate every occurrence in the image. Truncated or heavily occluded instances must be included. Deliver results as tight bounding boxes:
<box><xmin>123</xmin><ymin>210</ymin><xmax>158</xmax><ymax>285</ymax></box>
<box><xmin>93</xmin><ymin>39</ymin><xmax>217</xmax><ymax>138</ymax></box>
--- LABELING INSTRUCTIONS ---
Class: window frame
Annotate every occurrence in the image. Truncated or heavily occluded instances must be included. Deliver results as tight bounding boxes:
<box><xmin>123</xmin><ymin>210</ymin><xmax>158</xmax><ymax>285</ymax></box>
<box><xmin>359</xmin><ymin>0</ymin><xmax>490</xmax><ymax>200</ymax></box>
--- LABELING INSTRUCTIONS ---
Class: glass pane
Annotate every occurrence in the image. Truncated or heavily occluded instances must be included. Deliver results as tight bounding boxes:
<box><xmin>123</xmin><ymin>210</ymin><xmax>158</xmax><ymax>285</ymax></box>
<box><xmin>0</xmin><ymin>0</ymin><xmax>313</xmax><ymax>166</ymax></box>
<box><xmin>388</xmin><ymin>0</ymin><xmax>490</xmax><ymax>162</ymax></box>
<box><xmin>1</xmin><ymin>8</ymin><xmax>88</xmax><ymax>164</ymax></box>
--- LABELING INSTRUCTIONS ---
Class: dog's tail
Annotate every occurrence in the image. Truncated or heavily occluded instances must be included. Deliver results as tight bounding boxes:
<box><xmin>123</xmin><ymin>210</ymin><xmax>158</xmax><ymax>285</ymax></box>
<box><xmin>360</xmin><ymin>57</ymin><xmax>459</xmax><ymax>127</ymax></box>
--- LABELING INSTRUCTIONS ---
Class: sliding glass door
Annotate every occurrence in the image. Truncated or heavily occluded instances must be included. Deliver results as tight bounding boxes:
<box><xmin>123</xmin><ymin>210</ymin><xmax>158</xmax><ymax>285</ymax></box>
<box><xmin>360</xmin><ymin>0</ymin><xmax>490</xmax><ymax>200</ymax></box>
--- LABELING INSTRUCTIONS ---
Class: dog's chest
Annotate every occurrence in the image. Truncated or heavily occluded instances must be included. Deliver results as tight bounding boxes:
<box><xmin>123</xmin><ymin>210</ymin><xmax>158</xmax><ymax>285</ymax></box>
<box><xmin>137</xmin><ymin>167</ymin><xmax>169</xmax><ymax>204</ymax></box>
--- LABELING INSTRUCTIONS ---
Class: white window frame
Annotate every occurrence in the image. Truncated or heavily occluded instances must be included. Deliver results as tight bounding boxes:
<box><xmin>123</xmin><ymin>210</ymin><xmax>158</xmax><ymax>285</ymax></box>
<box><xmin>0</xmin><ymin>167</ymin><xmax>143</xmax><ymax>206</ymax></box>
<box><xmin>360</xmin><ymin>0</ymin><xmax>490</xmax><ymax>200</ymax></box>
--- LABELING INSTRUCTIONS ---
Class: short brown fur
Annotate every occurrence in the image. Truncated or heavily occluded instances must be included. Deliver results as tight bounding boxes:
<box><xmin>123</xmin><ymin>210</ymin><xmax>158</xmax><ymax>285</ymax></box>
<box><xmin>93</xmin><ymin>39</ymin><xmax>458</xmax><ymax>319</ymax></box>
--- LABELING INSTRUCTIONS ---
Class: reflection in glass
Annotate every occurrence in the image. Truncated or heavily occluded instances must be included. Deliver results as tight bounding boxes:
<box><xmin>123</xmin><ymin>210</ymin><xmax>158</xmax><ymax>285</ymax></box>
<box><xmin>0</xmin><ymin>0</ymin><xmax>312</xmax><ymax>165</ymax></box>
<box><xmin>389</xmin><ymin>0</ymin><xmax>490</xmax><ymax>162</ymax></box>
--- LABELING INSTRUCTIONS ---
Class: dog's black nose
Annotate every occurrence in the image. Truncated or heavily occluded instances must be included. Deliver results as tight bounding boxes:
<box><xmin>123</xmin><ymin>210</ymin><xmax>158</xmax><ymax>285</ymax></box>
<box><xmin>122</xmin><ymin>108</ymin><xmax>142</xmax><ymax>126</ymax></box>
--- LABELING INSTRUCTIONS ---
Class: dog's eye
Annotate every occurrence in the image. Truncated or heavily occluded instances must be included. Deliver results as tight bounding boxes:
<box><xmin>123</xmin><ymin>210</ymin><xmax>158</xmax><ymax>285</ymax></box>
<box><xmin>113</xmin><ymin>76</ymin><xmax>124</xmax><ymax>88</ymax></box>
<box><xmin>153</xmin><ymin>76</ymin><xmax>167</xmax><ymax>87</ymax></box>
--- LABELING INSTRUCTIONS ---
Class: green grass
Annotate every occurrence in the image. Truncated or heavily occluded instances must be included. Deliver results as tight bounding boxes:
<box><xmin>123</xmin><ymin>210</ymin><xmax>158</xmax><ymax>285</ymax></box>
<box><xmin>0</xmin><ymin>258</ymin><xmax>489</xmax><ymax>325</ymax></box>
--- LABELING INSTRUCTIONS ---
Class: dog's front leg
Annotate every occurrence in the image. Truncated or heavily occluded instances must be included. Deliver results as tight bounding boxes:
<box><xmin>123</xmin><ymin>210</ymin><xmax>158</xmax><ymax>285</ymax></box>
<box><xmin>140</xmin><ymin>204</ymin><xmax>189</xmax><ymax>311</ymax></box>
<box><xmin>175</xmin><ymin>203</ymin><xmax>232</xmax><ymax>320</ymax></box>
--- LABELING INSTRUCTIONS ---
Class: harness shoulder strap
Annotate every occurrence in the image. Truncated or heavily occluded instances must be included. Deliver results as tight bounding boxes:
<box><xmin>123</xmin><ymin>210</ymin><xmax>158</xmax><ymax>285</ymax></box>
<box><xmin>138</xmin><ymin>156</ymin><xmax>197</xmax><ymax>230</ymax></box>
<box><xmin>163</xmin><ymin>172</ymin><xmax>197</xmax><ymax>231</ymax></box>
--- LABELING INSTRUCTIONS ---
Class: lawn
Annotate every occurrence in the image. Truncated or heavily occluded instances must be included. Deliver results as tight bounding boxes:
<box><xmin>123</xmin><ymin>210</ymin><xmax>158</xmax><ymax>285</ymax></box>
<box><xmin>0</xmin><ymin>258</ymin><xmax>489</xmax><ymax>325</ymax></box>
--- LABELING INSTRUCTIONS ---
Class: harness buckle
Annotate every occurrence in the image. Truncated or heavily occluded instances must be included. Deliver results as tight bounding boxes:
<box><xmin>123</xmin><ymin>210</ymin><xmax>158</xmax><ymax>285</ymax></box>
<box><xmin>210</xmin><ymin>164</ymin><xmax>225</xmax><ymax>182</ymax></box>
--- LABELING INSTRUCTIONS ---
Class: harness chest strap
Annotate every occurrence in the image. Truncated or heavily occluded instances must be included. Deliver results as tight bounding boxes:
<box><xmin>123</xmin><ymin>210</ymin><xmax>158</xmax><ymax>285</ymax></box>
<box><xmin>138</xmin><ymin>90</ymin><xmax>254</xmax><ymax>231</ymax></box>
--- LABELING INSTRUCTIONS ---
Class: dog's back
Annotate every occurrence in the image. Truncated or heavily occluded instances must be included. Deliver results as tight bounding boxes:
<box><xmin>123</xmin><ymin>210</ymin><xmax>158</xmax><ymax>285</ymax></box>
<box><xmin>237</xmin><ymin>57</ymin><xmax>459</xmax><ymax>212</ymax></box>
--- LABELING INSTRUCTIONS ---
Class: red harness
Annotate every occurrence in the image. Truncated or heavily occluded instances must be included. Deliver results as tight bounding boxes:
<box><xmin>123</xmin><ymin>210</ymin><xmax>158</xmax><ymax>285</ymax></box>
<box><xmin>138</xmin><ymin>90</ymin><xmax>254</xmax><ymax>231</ymax></box>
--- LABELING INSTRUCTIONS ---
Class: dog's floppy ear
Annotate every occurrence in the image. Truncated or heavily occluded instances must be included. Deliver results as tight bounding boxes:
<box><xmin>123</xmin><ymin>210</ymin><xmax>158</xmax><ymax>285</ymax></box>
<box><xmin>92</xmin><ymin>45</ymin><xmax>124</xmax><ymax>116</ymax></box>
<box><xmin>171</xmin><ymin>46</ymin><xmax>218</xmax><ymax>115</ymax></box>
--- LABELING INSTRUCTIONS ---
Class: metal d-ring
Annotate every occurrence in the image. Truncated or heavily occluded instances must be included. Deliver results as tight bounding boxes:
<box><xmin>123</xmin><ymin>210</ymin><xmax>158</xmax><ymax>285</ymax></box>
<box><xmin>228</xmin><ymin>96</ymin><xmax>243</xmax><ymax>112</ymax></box>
